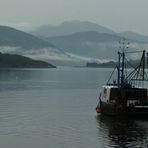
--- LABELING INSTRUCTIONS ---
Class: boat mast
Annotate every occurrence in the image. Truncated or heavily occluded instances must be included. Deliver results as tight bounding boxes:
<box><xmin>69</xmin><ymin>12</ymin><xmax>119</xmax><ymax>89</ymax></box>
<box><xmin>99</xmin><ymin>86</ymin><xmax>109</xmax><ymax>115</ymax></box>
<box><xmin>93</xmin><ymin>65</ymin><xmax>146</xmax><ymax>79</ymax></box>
<box><xmin>118</xmin><ymin>52</ymin><xmax>125</xmax><ymax>87</ymax></box>
<box><xmin>118</xmin><ymin>39</ymin><xmax>129</xmax><ymax>87</ymax></box>
<box><xmin>142</xmin><ymin>50</ymin><xmax>145</xmax><ymax>81</ymax></box>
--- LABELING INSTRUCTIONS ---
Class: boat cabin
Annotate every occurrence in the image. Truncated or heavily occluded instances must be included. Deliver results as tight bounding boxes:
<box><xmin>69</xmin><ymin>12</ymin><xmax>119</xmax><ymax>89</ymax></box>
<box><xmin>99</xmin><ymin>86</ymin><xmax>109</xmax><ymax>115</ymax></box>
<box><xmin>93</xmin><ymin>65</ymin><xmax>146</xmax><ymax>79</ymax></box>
<box><xmin>100</xmin><ymin>85</ymin><xmax>148</xmax><ymax>107</ymax></box>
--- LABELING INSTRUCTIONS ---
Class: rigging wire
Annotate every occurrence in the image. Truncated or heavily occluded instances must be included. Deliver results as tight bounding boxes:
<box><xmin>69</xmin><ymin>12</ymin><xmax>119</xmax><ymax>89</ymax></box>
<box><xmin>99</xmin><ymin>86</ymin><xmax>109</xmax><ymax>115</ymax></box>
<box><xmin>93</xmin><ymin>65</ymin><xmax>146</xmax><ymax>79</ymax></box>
<box><xmin>106</xmin><ymin>66</ymin><xmax>117</xmax><ymax>85</ymax></box>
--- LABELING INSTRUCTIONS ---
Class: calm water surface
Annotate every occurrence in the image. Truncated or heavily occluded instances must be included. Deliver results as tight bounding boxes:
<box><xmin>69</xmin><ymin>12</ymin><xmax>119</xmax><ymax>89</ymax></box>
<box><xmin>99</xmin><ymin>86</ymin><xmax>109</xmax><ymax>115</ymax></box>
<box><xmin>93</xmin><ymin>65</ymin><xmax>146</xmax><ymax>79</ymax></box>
<box><xmin>0</xmin><ymin>68</ymin><xmax>148</xmax><ymax>148</ymax></box>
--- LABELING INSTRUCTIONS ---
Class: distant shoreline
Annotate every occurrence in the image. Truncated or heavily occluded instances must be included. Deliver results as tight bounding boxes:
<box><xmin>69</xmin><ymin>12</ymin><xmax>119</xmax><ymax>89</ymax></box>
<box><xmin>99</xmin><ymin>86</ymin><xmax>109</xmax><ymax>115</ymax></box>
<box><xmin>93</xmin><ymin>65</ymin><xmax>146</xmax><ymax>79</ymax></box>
<box><xmin>86</xmin><ymin>61</ymin><xmax>116</xmax><ymax>68</ymax></box>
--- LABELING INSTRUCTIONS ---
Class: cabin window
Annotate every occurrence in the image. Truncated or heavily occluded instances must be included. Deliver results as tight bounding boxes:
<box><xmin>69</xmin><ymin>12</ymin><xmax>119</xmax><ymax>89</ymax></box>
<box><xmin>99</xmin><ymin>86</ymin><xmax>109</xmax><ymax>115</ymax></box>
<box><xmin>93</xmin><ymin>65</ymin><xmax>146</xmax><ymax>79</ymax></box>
<box><xmin>103</xmin><ymin>88</ymin><xmax>107</xmax><ymax>98</ymax></box>
<box><xmin>104</xmin><ymin>88</ymin><xmax>107</xmax><ymax>94</ymax></box>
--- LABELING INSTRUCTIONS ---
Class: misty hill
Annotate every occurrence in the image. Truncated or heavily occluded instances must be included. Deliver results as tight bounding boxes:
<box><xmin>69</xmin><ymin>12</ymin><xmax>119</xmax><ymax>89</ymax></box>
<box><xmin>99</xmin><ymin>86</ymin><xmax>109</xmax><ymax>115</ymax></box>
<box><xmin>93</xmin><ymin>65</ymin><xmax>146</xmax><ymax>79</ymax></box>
<box><xmin>0</xmin><ymin>26</ymin><xmax>54</xmax><ymax>49</ymax></box>
<box><xmin>1</xmin><ymin>23</ymin><xmax>148</xmax><ymax>67</ymax></box>
<box><xmin>0</xmin><ymin>26</ymin><xmax>74</xmax><ymax>66</ymax></box>
<box><xmin>46</xmin><ymin>30</ymin><xmax>148</xmax><ymax>61</ymax></box>
<box><xmin>47</xmin><ymin>31</ymin><xmax>122</xmax><ymax>59</ymax></box>
<box><xmin>31</xmin><ymin>20</ymin><xmax>115</xmax><ymax>37</ymax></box>
<box><xmin>0</xmin><ymin>25</ymin><xmax>104</xmax><ymax>67</ymax></box>
<box><xmin>48</xmin><ymin>31</ymin><xmax>120</xmax><ymax>42</ymax></box>
<box><xmin>0</xmin><ymin>52</ymin><xmax>56</xmax><ymax>68</ymax></box>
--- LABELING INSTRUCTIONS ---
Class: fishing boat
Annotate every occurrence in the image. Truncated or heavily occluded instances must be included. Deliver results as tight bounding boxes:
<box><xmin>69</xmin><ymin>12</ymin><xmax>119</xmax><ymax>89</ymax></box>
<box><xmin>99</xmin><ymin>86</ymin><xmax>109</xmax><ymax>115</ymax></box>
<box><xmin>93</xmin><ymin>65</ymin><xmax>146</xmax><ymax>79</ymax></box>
<box><xmin>96</xmin><ymin>39</ymin><xmax>148</xmax><ymax>116</ymax></box>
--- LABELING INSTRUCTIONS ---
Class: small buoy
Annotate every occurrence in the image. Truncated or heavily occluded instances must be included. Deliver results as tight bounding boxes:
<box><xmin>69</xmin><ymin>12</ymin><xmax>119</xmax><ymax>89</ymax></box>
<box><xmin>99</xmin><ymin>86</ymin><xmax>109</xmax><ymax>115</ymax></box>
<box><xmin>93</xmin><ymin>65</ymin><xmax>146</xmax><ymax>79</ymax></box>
<box><xmin>96</xmin><ymin>106</ymin><xmax>102</xmax><ymax>113</ymax></box>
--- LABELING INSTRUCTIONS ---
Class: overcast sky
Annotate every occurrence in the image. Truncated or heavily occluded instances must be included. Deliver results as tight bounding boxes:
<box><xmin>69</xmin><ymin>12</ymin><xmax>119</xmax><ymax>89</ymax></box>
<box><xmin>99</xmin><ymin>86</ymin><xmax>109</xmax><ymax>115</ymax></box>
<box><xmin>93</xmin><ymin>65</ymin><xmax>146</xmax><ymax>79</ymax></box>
<box><xmin>0</xmin><ymin>0</ymin><xmax>148</xmax><ymax>35</ymax></box>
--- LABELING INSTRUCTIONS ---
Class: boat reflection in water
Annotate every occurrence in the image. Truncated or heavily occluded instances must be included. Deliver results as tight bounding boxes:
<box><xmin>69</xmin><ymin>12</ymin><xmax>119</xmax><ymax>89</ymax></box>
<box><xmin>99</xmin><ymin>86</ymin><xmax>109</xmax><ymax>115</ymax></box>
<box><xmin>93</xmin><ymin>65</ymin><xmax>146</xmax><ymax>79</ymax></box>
<box><xmin>96</xmin><ymin>115</ymin><xmax>148</xmax><ymax>147</ymax></box>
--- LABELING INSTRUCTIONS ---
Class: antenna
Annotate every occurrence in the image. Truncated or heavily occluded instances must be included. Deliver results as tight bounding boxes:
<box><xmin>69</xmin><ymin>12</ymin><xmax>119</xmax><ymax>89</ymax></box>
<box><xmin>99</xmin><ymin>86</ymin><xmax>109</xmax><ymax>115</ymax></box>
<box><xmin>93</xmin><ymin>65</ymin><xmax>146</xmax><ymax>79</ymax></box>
<box><xmin>118</xmin><ymin>38</ymin><xmax>130</xmax><ymax>87</ymax></box>
<box><xmin>119</xmin><ymin>38</ymin><xmax>130</xmax><ymax>52</ymax></box>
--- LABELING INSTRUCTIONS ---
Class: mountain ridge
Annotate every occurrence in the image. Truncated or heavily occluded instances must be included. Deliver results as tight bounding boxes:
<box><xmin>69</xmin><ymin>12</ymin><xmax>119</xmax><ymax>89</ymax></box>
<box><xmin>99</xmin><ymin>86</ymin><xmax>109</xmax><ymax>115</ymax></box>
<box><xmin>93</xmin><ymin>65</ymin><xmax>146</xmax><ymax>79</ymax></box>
<box><xmin>46</xmin><ymin>31</ymin><xmax>122</xmax><ymax>59</ymax></box>
<box><xmin>0</xmin><ymin>22</ymin><xmax>148</xmax><ymax>66</ymax></box>
<box><xmin>120</xmin><ymin>31</ymin><xmax>148</xmax><ymax>43</ymax></box>
<box><xmin>0</xmin><ymin>25</ymin><xmax>55</xmax><ymax>49</ymax></box>
<box><xmin>31</xmin><ymin>20</ymin><xmax>115</xmax><ymax>37</ymax></box>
